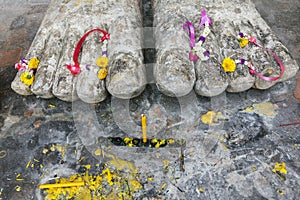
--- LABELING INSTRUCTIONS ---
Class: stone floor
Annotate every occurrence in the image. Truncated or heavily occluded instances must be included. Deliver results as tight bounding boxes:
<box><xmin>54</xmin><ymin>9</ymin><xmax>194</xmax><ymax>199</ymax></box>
<box><xmin>0</xmin><ymin>0</ymin><xmax>299</xmax><ymax>199</ymax></box>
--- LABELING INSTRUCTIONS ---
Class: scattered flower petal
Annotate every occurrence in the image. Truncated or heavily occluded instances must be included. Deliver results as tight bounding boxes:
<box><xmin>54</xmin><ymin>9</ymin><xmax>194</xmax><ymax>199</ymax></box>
<box><xmin>239</xmin><ymin>38</ymin><xmax>249</xmax><ymax>48</ymax></box>
<box><xmin>204</xmin><ymin>50</ymin><xmax>210</xmax><ymax>57</ymax></box>
<box><xmin>276</xmin><ymin>189</ymin><xmax>285</xmax><ymax>195</ymax></box>
<box><xmin>201</xmin><ymin>111</ymin><xmax>223</xmax><ymax>124</ymax></box>
<box><xmin>189</xmin><ymin>51</ymin><xmax>199</xmax><ymax>62</ymax></box>
<box><xmin>240</xmin><ymin>58</ymin><xmax>246</xmax><ymax>65</ymax></box>
<box><xmin>199</xmin><ymin>36</ymin><xmax>206</xmax><ymax>42</ymax></box>
<box><xmin>199</xmin><ymin>187</ymin><xmax>204</xmax><ymax>193</ymax></box>
<box><xmin>249</xmin><ymin>37</ymin><xmax>257</xmax><ymax>43</ymax></box>
<box><xmin>15</xmin><ymin>186</ymin><xmax>21</xmax><ymax>192</ymax></box>
<box><xmin>272</xmin><ymin>162</ymin><xmax>288</xmax><ymax>175</ymax></box>
<box><xmin>94</xmin><ymin>149</ymin><xmax>101</xmax><ymax>156</ymax></box>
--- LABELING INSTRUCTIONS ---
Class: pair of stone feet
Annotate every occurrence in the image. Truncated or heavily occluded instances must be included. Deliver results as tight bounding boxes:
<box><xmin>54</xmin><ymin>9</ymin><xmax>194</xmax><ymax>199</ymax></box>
<box><xmin>11</xmin><ymin>0</ymin><xmax>299</xmax><ymax>103</ymax></box>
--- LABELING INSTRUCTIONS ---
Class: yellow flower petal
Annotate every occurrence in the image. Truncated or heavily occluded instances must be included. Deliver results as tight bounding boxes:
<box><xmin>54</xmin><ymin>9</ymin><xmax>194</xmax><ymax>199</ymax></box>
<box><xmin>199</xmin><ymin>187</ymin><xmax>204</xmax><ymax>193</ymax></box>
<box><xmin>95</xmin><ymin>56</ymin><xmax>109</xmax><ymax>68</ymax></box>
<box><xmin>201</xmin><ymin>111</ymin><xmax>222</xmax><ymax>124</ymax></box>
<box><xmin>20</xmin><ymin>72</ymin><xmax>34</xmax><ymax>86</ymax></box>
<box><xmin>28</xmin><ymin>58</ymin><xmax>39</xmax><ymax>69</ymax></box>
<box><xmin>239</xmin><ymin>38</ymin><xmax>249</xmax><ymax>48</ymax></box>
<box><xmin>94</xmin><ymin>149</ymin><xmax>101</xmax><ymax>156</ymax></box>
<box><xmin>272</xmin><ymin>162</ymin><xmax>288</xmax><ymax>175</ymax></box>
<box><xmin>15</xmin><ymin>185</ymin><xmax>21</xmax><ymax>192</ymax></box>
<box><xmin>85</xmin><ymin>164</ymin><xmax>91</xmax><ymax>170</ymax></box>
<box><xmin>280</xmin><ymin>168</ymin><xmax>287</xmax><ymax>174</ymax></box>
<box><xmin>97</xmin><ymin>68</ymin><xmax>108</xmax><ymax>80</ymax></box>
<box><xmin>222</xmin><ymin>57</ymin><xmax>236</xmax><ymax>72</ymax></box>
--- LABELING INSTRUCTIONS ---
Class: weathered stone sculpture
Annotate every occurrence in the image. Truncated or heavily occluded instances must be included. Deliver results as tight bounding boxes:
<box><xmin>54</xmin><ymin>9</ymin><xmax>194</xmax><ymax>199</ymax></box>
<box><xmin>11</xmin><ymin>0</ymin><xmax>146</xmax><ymax>102</ymax></box>
<box><xmin>11</xmin><ymin>0</ymin><xmax>298</xmax><ymax>101</ymax></box>
<box><xmin>153</xmin><ymin>0</ymin><xmax>298</xmax><ymax>97</ymax></box>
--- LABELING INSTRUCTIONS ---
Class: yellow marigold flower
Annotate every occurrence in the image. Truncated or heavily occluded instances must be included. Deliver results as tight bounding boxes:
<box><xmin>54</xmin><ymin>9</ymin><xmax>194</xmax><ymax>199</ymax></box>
<box><xmin>97</xmin><ymin>68</ymin><xmax>108</xmax><ymax>80</ymax></box>
<box><xmin>95</xmin><ymin>56</ymin><xmax>109</xmax><ymax>68</ymax></box>
<box><xmin>20</xmin><ymin>72</ymin><xmax>34</xmax><ymax>86</ymax></box>
<box><xmin>239</xmin><ymin>38</ymin><xmax>249</xmax><ymax>48</ymax></box>
<box><xmin>28</xmin><ymin>58</ymin><xmax>39</xmax><ymax>69</ymax></box>
<box><xmin>222</xmin><ymin>57</ymin><xmax>236</xmax><ymax>72</ymax></box>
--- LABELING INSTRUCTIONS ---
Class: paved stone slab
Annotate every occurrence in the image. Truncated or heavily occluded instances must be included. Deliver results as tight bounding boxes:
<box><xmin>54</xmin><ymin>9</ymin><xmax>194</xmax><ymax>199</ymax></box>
<box><xmin>0</xmin><ymin>49</ymin><xmax>22</xmax><ymax>67</ymax></box>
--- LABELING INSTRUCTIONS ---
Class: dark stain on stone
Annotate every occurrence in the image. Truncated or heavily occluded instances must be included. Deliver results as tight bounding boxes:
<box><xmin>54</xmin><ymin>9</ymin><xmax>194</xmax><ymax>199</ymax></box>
<box><xmin>224</xmin><ymin>112</ymin><xmax>268</xmax><ymax>149</ymax></box>
<box><xmin>0</xmin><ymin>136</ymin><xmax>20</xmax><ymax>150</ymax></box>
<box><xmin>234</xmin><ymin>8</ymin><xmax>241</xmax><ymax>14</ymax></box>
<box><xmin>11</xmin><ymin>98</ymin><xmax>27</xmax><ymax>116</ymax></box>
<box><xmin>0</xmin><ymin>115</ymin><xmax>4</xmax><ymax>129</ymax></box>
<box><xmin>10</xmin><ymin>16</ymin><xmax>27</xmax><ymax>30</ymax></box>
<box><xmin>27</xmin><ymin>134</ymin><xmax>39</xmax><ymax>150</ymax></box>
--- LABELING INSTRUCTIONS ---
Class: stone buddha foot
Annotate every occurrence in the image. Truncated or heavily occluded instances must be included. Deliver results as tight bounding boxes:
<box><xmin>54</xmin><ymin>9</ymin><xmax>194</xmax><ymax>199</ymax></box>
<box><xmin>153</xmin><ymin>0</ymin><xmax>298</xmax><ymax>97</ymax></box>
<box><xmin>11</xmin><ymin>0</ymin><xmax>146</xmax><ymax>102</ymax></box>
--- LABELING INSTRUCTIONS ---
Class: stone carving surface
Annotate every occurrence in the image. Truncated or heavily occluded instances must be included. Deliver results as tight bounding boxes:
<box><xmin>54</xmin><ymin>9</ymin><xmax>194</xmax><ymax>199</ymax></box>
<box><xmin>11</xmin><ymin>0</ymin><xmax>146</xmax><ymax>102</ymax></box>
<box><xmin>11</xmin><ymin>0</ymin><xmax>299</xmax><ymax>101</ymax></box>
<box><xmin>153</xmin><ymin>0</ymin><xmax>298</xmax><ymax>97</ymax></box>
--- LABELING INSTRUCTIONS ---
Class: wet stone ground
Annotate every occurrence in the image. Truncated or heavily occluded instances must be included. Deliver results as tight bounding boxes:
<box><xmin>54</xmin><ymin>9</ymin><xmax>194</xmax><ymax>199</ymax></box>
<box><xmin>0</xmin><ymin>0</ymin><xmax>300</xmax><ymax>200</ymax></box>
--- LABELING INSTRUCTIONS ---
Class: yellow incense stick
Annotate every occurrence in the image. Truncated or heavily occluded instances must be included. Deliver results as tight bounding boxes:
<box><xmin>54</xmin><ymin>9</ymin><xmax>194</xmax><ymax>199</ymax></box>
<box><xmin>141</xmin><ymin>114</ymin><xmax>147</xmax><ymax>143</ymax></box>
<box><xmin>38</xmin><ymin>181</ymin><xmax>84</xmax><ymax>189</ymax></box>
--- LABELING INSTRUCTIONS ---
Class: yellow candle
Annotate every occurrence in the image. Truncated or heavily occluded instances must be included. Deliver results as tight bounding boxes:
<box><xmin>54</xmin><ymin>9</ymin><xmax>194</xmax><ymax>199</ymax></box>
<box><xmin>38</xmin><ymin>181</ymin><xmax>85</xmax><ymax>189</ymax></box>
<box><xmin>141</xmin><ymin>114</ymin><xmax>147</xmax><ymax>143</ymax></box>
